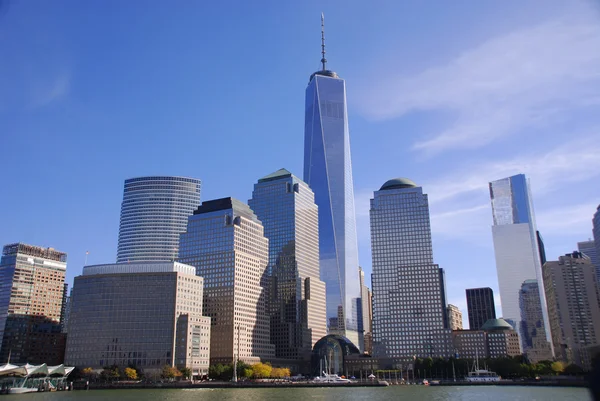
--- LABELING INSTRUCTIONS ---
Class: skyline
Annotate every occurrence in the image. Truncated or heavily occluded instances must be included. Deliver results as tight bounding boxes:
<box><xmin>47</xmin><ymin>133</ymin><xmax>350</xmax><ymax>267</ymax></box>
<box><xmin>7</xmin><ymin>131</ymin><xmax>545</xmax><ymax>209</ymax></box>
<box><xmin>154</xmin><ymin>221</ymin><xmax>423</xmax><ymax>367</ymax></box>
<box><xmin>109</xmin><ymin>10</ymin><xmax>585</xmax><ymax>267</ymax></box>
<box><xmin>2</xmin><ymin>1</ymin><xmax>600</xmax><ymax>328</ymax></box>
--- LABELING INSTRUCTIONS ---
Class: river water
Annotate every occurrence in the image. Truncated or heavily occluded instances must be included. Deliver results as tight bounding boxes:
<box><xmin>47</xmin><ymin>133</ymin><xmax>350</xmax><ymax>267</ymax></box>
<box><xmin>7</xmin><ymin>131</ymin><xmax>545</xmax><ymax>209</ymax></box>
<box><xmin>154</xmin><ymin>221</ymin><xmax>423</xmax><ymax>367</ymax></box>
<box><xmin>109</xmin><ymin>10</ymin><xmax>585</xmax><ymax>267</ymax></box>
<box><xmin>2</xmin><ymin>386</ymin><xmax>592</xmax><ymax>400</ymax></box>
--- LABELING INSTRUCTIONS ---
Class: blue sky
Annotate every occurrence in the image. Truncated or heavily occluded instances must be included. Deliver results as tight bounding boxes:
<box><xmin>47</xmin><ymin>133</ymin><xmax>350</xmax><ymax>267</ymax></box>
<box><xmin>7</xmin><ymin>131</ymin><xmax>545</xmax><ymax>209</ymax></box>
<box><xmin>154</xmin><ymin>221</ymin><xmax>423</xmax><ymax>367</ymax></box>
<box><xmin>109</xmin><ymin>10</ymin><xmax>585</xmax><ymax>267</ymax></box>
<box><xmin>2</xmin><ymin>0</ymin><xmax>600</xmax><ymax>328</ymax></box>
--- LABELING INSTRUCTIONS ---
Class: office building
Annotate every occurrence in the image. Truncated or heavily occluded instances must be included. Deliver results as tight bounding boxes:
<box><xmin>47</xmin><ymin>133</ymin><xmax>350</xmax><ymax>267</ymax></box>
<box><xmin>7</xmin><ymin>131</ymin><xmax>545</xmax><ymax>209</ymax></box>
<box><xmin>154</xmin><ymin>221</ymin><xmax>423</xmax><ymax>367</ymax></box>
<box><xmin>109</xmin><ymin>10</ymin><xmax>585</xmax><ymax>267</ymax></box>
<box><xmin>248</xmin><ymin>169</ymin><xmax>327</xmax><ymax>360</ymax></box>
<box><xmin>303</xmin><ymin>16</ymin><xmax>361</xmax><ymax>346</ymax></box>
<box><xmin>64</xmin><ymin>262</ymin><xmax>210</xmax><ymax>376</ymax></box>
<box><xmin>452</xmin><ymin>318</ymin><xmax>520</xmax><ymax>359</ymax></box>
<box><xmin>466</xmin><ymin>287</ymin><xmax>496</xmax><ymax>330</ymax></box>
<box><xmin>594</xmin><ymin>206</ymin><xmax>600</xmax><ymax>282</ymax></box>
<box><xmin>117</xmin><ymin>176</ymin><xmax>201</xmax><ymax>263</ymax></box>
<box><xmin>0</xmin><ymin>243</ymin><xmax>67</xmax><ymax>365</ymax></box>
<box><xmin>358</xmin><ymin>267</ymin><xmax>372</xmax><ymax>353</ymax></box>
<box><xmin>447</xmin><ymin>304</ymin><xmax>463</xmax><ymax>331</ymax></box>
<box><xmin>519</xmin><ymin>280</ymin><xmax>553</xmax><ymax>362</ymax></box>
<box><xmin>489</xmin><ymin>174</ymin><xmax>553</xmax><ymax>355</ymax></box>
<box><xmin>578</xmin><ymin>240</ymin><xmax>598</xmax><ymax>281</ymax></box>
<box><xmin>370</xmin><ymin>178</ymin><xmax>451</xmax><ymax>359</ymax></box>
<box><xmin>543</xmin><ymin>253</ymin><xmax>600</xmax><ymax>369</ymax></box>
<box><xmin>179</xmin><ymin>198</ymin><xmax>275</xmax><ymax>364</ymax></box>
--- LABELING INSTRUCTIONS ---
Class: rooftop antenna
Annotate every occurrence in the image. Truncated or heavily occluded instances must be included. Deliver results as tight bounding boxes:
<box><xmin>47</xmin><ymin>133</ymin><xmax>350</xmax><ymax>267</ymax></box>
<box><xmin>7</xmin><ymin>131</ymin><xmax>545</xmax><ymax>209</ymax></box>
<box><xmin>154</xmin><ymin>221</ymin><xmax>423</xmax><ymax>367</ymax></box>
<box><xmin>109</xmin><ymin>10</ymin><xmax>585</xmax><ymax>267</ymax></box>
<box><xmin>320</xmin><ymin>12</ymin><xmax>327</xmax><ymax>71</ymax></box>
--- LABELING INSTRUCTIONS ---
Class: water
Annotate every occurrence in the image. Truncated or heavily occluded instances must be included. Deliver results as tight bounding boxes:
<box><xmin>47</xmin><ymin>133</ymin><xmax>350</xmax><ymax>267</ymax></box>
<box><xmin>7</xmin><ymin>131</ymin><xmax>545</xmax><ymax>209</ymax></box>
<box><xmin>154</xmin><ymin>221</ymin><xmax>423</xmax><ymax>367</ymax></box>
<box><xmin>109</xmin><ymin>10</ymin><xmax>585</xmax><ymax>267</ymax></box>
<box><xmin>2</xmin><ymin>386</ymin><xmax>591</xmax><ymax>401</ymax></box>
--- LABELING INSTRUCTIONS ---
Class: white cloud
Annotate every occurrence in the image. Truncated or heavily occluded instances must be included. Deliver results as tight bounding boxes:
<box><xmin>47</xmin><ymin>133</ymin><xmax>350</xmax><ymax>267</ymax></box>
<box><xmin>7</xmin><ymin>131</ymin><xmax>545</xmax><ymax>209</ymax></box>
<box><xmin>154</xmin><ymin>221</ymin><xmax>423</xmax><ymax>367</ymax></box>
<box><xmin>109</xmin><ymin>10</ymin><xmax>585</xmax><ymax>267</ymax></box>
<box><xmin>536</xmin><ymin>202</ymin><xmax>597</xmax><ymax>236</ymax></box>
<box><xmin>357</xmin><ymin>10</ymin><xmax>600</xmax><ymax>154</ymax></box>
<box><xmin>30</xmin><ymin>72</ymin><xmax>70</xmax><ymax>108</ymax></box>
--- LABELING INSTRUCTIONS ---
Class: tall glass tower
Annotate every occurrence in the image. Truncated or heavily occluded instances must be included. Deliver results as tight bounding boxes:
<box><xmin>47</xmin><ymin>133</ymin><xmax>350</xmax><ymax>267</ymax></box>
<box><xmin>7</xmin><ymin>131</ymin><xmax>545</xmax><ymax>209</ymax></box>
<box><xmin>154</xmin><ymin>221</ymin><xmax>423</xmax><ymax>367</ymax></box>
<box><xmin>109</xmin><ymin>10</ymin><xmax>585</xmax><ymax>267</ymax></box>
<box><xmin>489</xmin><ymin>174</ymin><xmax>553</xmax><ymax>357</ymax></box>
<box><xmin>117</xmin><ymin>176</ymin><xmax>201</xmax><ymax>263</ymax></box>
<box><xmin>249</xmin><ymin>168</ymin><xmax>327</xmax><ymax>360</ymax></box>
<box><xmin>370</xmin><ymin>178</ymin><xmax>451</xmax><ymax>358</ymax></box>
<box><xmin>303</xmin><ymin>15</ymin><xmax>361</xmax><ymax>346</ymax></box>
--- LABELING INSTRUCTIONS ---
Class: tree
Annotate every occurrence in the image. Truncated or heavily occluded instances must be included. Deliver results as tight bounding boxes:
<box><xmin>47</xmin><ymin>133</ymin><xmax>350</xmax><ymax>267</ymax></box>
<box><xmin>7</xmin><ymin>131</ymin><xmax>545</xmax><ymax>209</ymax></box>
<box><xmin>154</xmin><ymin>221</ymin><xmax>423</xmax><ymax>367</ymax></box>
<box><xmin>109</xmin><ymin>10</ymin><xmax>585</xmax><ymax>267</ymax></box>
<box><xmin>100</xmin><ymin>366</ymin><xmax>120</xmax><ymax>381</ymax></box>
<box><xmin>161</xmin><ymin>365</ymin><xmax>182</xmax><ymax>380</ymax></box>
<box><xmin>564</xmin><ymin>363</ymin><xmax>584</xmax><ymax>375</ymax></box>
<box><xmin>81</xmin><ymin>367</ymin><xmax>94</xmax><ymax>379</ymax></box>
<box><xmin>237</xmin><ymin>361</ymin><xmax>251</xmax><ymax>379</ymax></box>
<box><xmin>551</xmin><ymin>361</ymin><xmax>565</xmax><ymax>375</ymax></box>
<box><xmin>271</xmin><ymin>368</ymin><xmax>291</xmax><ymax>378</ymax></box>
<box><xmin>124</xmin><ymin>367</ymin><xmax>138</xmax><ymax>380</ymax></box>
<box><xmin>250</xmin><ymin>362</ymin><xmax>272</xmax><ymax>379</ymax></box>
<box><xmin>179</xmin><ymin>367</ymin><xmax>192</xmax><ymax>380</ymax></box>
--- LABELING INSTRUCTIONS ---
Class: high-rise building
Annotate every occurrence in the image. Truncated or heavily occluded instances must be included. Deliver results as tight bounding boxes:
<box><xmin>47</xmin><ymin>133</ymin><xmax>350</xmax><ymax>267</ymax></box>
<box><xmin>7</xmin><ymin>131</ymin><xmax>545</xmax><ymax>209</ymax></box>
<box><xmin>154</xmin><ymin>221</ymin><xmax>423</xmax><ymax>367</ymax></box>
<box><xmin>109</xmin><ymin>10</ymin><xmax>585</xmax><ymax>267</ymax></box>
<box><xmin>117</xmin><ymin>176</ymin><xmax>201</xmax><ymax>263</ymax></box>
<box><xmin>358</xmin><ymin>267</ymin><xmax>372</xmax><ymax>347</ymax></box>
<box><xmin>543</xmin><ymin>253</ymin><xmax>600</xmax><ymax>369</ymax></box>
<box><xmin>466</xmin><ymin>287</ymin><xmax>496</xmax><ymax>330</ymax></box>
<box><xmin>447</xmin><ymin>304</ymin><xmax>463</xmax><ymax>330</ymax></box>
<box><xmin>519</xmin><ymin>280</ymin><xmax>554</xmax><ymax>362</ymax></box>
<box><xmin>370</xmin><ymin>178</ymin><xmax>452</xmax><ymax>359</ymax></box>
<box><xmin>593</xmin><ymin>206</ymin><xmax>600</xmax><ymax>282</ymax></box>
<box><xmin>0</xmin><ymin>243</ymin><xmax>67</xmax><ymax>364</ymax></box>
<box><xmin>303</xmin><ymin>16</ymin><xmax>361</xmax><ymax>346</ymax></box>
<box><xmin>248</xmin><ymin>169</ymin><xmax>327</xmax><ymax>360</ymax></box>
<box><xmin>578</xmin><ymin>240</ymin><xmax>598</xmax><ymax>278</ymax></box>
<box><xmin>179</xmin><ymin>198</ymin><xmax>275</xmax><ymax>364</ymax></box>
<box><xmin>64</xmin><ymin>262</ymin><xmax>211</xmax><ymax>376</ymax></box>
<box><xmin>489</xmin><ymin>174</ymin><xmax>553</xmax><ymax>356</ymax></box>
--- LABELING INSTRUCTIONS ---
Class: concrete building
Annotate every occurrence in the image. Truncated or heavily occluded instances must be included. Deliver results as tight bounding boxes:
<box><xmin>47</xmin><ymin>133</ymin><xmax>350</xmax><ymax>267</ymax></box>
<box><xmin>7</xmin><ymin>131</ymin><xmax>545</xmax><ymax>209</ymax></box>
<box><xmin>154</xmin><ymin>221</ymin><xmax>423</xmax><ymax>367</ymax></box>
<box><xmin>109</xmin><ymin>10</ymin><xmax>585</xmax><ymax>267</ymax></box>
<box><xmin>466</xmin><ymin>287</ymin><xmax>496</xmax><ymax>330</ymax></box>
<box><xmin>0</xmin><ymin>243</ymin><xmax>67</xmax><ymax>365</ymax></box>
<box><xmin>519</xmin><ymin>280</ymin><xmax>554</xmax><ymax>362</ymax></box>
<box><xmin>370</xmin><ymin>178</ymin><xmax>451</xmax><ymax>359</ymax></box>
<box><xmin>594</xmin><ymin>206</ymin><xmax>600</xmax><ymax>283</ymax></box>
<box><xmin>64</xmin><ymin>262</ymin><xmax>210</xmax><ymax>377</ymax></box>
<box><xmin>179</xmin><ymin>198</ymin><xmax>275</xmax><ymax>364</ymax></box>
<box><xmin>358</xmin><ymin>267</ymin><xmax>372</xmax><ymax>353</ymax></box>
<box><xmin>303</xmin><ymin>15</ymin><xmax>361</xmax><ymax>346</ymax></box>
<box><xmin>117</xmin><ymin>176</ymin><xmax>201</xmax><ymax>263</ymax></box>
<box><xmin>248</xmin><ymin>169</ymin><xmax>327</xmax><ymax>360</ymax></box>
<box><xmin>578</xmin><ymin>240</ymin><xmax>598</xmax><ymax>282</ymax></box>
<box><xmin>543</xmin><ymin>253</ymin><xmax>600</xmax><ymax>369</ymax></box>
<box><xmin>452</xmin><ymin>318</ymin><xmax>520</xmax><ymax>359</ymax></box>
<box><xmin>447</xmin><ymin>304</ymin><xmax>463</xmax><ymax>331</ymax></box>
<box><xmin>489</xmin><ymin>174</ymin><xmax>553</xmax><ymax>356</ymax></box>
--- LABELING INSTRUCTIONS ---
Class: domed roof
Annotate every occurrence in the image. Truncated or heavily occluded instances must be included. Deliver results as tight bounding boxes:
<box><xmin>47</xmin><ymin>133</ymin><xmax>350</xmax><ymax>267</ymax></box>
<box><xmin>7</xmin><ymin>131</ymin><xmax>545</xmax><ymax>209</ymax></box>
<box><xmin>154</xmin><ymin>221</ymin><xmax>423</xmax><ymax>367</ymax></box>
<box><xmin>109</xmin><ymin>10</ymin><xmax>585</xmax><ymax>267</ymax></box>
<box><xmin>481</xmin><ymin>318</ymin><xmax>514</xmax><ymax>331</ymax></box>
<box><xmin>380</xmin><ymin>178</ymin><xmax>418</xmax><ymax>191</ymax></box>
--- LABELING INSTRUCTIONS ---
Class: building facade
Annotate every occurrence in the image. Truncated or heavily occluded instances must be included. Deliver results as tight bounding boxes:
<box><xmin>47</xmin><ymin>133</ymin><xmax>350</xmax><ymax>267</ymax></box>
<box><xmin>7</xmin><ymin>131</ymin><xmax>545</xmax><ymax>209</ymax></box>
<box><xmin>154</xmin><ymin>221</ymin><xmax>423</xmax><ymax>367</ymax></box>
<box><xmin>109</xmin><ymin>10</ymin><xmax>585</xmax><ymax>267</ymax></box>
<box><xmin>370</xmin><ymin>178</ymin><xmax>451</xmax><ymax>359</ymax></box>
<box><xmin>358</xmin><ymin>267</ymin><xmax>372</xmax><ymax>354</ymax></box>
<box><xmin>543</xmin><ymin>253</ymin><xmax>600</xmax><ymax>369</ymax></box>
<box><xmin>447</xmin><ymin>304</ymin><xmax>463</xmax><ymax>331</ymax></box>
<box><xmin>489</xmin><ymin>174</ymin><xmax>553</xmax><ymax>356</ymax></box>
<box><xmin>0</xmin><ymin>244</ymin><xmax>67</xmax><ymax>365</ymax></box>
<box><xmin>248</xmin><ymin>169</ymin><xmax>327</xmax><ymax>360</ymax></box>
<box><xmin>179</xmin><ymin>198</ymin><xmax>275</xmax><ymax>364</ymax></box>
<box><xmin>117</xmin><ymin>176</ymin><xmax>201</xmax><ymax>263</ymax></box>
<box><xmin>594</xmin><ymin>206</ymin><xmax>600</xmax><ymax>283</ymax></box>
<box><xmin>519</xmin><ymin>280</ymin><xmax>553</xmax><ymax>362</ymax></box>
<box><xmin>303</xmin><ymin>26</ymin><xmax>361</xmax><ymax>346</ymax></box>
<box><xmin>64</xmin><ymin>262</ymin><xmax>210</xmax><ymax>376</ymax></box>
<box><xmin>578</xmin><ymin>240</ymin><xmax>598</xmax><ymax>281</ymax></box>
<box><xmin>452</xmin><ymin>318</ymin><xmax>520</xmax><ymax>359</ymax></box>
<box><xmin>466</xmin><ymin>287</ymin><xmax>496</xmax><ymax>330</ymax></box>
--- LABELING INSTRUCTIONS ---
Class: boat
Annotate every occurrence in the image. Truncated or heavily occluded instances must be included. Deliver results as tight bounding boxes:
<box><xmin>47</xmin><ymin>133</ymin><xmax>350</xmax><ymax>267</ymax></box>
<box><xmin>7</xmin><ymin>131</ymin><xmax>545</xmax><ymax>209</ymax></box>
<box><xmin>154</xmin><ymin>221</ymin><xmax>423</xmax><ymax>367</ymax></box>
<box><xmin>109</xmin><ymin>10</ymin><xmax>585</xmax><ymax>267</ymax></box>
<box><xmin>422</xmin><ymin>379</ymin><xmax>429</xmax><ymax>386</ymax></box>
<box><xmin>312</xmin><ymin>357</ymin><xmax>351</xmax><ymax>384</ymax></box>
<box><xmin>465</xmin><ymin>350</ymin><xmax>500</xmax><ymax>383</ymax></box>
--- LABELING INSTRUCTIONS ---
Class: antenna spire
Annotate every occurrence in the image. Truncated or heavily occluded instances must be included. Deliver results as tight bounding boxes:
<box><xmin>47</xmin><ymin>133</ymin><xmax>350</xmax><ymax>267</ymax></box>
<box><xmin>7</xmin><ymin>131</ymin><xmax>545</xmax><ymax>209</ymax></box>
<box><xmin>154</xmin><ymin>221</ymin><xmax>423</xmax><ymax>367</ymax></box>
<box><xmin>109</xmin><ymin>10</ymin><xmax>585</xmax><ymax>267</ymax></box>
<box><xmin>320</xmin><ymin>13</ymin><xmax>327</xmax><ymax>71</ymax></box>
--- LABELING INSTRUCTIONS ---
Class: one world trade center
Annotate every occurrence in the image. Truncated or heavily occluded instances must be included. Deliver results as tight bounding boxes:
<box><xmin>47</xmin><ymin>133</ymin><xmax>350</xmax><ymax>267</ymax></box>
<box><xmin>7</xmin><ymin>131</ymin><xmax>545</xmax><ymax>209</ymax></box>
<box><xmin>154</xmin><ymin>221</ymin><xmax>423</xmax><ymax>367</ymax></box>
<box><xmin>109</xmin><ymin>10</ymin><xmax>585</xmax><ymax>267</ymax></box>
<box><xmin>303</xmin><ymin>14</ymin><xmax>362</xmax><ymax>349</ymax></box>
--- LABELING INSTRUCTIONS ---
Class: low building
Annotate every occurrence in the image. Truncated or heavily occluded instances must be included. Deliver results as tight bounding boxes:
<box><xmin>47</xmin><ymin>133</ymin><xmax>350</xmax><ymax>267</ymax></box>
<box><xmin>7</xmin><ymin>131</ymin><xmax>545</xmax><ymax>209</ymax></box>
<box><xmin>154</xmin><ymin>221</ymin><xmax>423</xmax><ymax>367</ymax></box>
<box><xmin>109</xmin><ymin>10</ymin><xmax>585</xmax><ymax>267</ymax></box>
<box><xmin>452</xmin><ymin>318</ymin><xmax>520</xmax><ymax>359</ymax></box>
<box><xmin>447</xmin><ymin>304</ymin><xmax>463</xmax><ymax>331</ymax></box>
<box><xmin>64</xmin><ymin>262</ymin><xmax>210</xmax><ymax>377</ymax></box>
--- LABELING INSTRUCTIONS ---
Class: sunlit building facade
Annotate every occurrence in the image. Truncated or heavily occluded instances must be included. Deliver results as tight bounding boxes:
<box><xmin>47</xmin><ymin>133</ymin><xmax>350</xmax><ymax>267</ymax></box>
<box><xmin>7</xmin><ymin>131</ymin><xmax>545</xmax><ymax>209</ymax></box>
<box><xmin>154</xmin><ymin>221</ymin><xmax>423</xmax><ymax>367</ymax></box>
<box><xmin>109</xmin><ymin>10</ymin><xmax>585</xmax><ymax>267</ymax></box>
<box><xmin>117</xmin><ymin>176</ymin><xmax>201</xmax><ymax>263</ymax></box>
<box><xmin>303</xmin><ymin>61</ymin><xmax>361</xmax><ymax>347</ymax></box>
<box><xmin>519</xmin><ymin>280</ymin><xmax>553</xmax><ymax>362</ymax></box>
<box><xmin>447</xmin><ymin>304</ymin><xmax>463</xmax><ymax>331</ymax></box>
<box><xmin>248</xmin><ymin>169</ymin><xmax>327</xmax><ymax>360</ymax></box>
<box><xmin>370</xmin><ymin>178</ymin><xmax>451</xmax><ymax>359</ymax></box>
<box><xmin>489</xmin><ymin>174</ymin><xmax>553</xmax><ymax>357</ymax></box>
<box><xmin>179</xmin><ymin>198</ymin><xmax>275</xmax><ymax>364</ymax></box>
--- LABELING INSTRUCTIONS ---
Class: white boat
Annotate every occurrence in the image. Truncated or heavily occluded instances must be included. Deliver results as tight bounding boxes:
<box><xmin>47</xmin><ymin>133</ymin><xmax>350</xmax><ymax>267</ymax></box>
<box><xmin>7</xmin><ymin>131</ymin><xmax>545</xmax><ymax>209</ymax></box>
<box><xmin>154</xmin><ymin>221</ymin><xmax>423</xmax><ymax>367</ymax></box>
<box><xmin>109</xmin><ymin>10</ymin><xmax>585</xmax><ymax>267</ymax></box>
<box><xmin>465</xmin><ymin>350</ymin><xmax>500</xmax><ymax>382</ymax></box>
<box><xmin>313</xmin><ymin>373</ymin><xmax>351</xmax><ymax>383</ymax></box>
<box><xmin>8</xmin><ymin>387</ymin><xmax>38</xmax><ymax>394</ymax></box>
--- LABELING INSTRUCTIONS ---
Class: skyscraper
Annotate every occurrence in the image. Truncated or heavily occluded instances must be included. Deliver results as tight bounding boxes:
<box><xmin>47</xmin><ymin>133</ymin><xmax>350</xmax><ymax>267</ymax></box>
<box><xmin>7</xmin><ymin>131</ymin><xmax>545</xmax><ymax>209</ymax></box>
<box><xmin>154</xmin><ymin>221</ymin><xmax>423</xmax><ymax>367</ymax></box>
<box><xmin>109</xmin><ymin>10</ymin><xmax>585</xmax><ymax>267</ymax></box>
<box><xmin>519</xmin><ymin>280</ymin><xmax>553</xmax><ymax>362</ymax></box>
<box><xmin>466</xmin><ymin>287</ymin><xmax>496</xmax><ymax>330</ymax></box>
<box><xmin>358</xmin><ymin>267</ymin><xmax>372</xmax><ymax>353</ymax></box>
<box><xmin>0</xmin><ymin>243</ymin><xmax>67</xmax><ymax>364</ymax></box>
<box><xmin>179</xmin><ymin>198</ymin><xmax>275</xmax><ymax>364</ymax></box>
<box><xmin>578</xmin><ymin>240</ymin><xmax>598</xmax><ymax>280</ymax></box>
<box><xmin>489</xmin><ymin>174</ymin><xmax>553</xmax><ymax>356</ymax></box>
<box><xmin>370</xmin><ymin>178</ymin><xmax>451</xmax><ymax>359</ymax></box>
<box><xmin>303</xmin><ymin>14</ymin><xmax>361</xmax><ymax>346</ymax></box>
<box><xmin>593</xmin><ymin>205</ymin><xmax>600</xmax><ymax>282</ymax></box>
<box><xmin>543</xmin><ymin>253</ymin><xmax>600</xmax><ymax>369</ymax></box>
<box><xmin>447</xmin><ymin>304</ymin><xmax>463</xmax><ymax>330</ymax></box>
<box><xmin>117</xmin><ymin>176</ymin><xmax>201</xmax><ymax>263</ymax></box>
<box><xmin>248</xmin><ymin>169</ymin><xmax>327</xmax><ymax>360</ymax></box>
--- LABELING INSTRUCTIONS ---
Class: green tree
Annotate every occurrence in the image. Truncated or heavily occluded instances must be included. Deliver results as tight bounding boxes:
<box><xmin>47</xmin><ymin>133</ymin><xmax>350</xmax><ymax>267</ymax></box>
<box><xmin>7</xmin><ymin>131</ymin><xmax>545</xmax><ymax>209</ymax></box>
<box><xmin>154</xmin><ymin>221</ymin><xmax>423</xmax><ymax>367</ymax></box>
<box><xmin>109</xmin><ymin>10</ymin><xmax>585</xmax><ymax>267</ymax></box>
<box><xmin>100</xmin><ymin>366</ymin><xmax>120</xmax><ymax>381</ymax></box>
<box><xmin>271</xmin><ymin>367</ymin><xmax>291</xmax><ymax>378</ymax></box>
<box><xmin>81</xmin><ymin>367</ymin><xmax>94</xmax><ymax>380</ymax></box>
<box><xmin>179</xmin><ymin>367</ymin><xmax>192</xmax><ymax>380</ymax></box>
<box><xmin>123</xmin><ymin>367</ymin><xmax>138</xmax><ymax>380</ymax></box>
<box><xmin>551</xmin><ymin>361</ymin><xmax>565</xmax><ymax>375</ymax></box>
<box><xmin>251</xmin><ymin>362</ymin><xmax>272</xmax><ymax>379</ymax></box>
<box><xmin>564</xmin><ymin>363</ymin><xmax>584</xmax><ymax>375</ymax></box>
<box><xmin>161</xmin><ymin>365</ymin><xmax>182</xmax><ymax>380</ymax></box>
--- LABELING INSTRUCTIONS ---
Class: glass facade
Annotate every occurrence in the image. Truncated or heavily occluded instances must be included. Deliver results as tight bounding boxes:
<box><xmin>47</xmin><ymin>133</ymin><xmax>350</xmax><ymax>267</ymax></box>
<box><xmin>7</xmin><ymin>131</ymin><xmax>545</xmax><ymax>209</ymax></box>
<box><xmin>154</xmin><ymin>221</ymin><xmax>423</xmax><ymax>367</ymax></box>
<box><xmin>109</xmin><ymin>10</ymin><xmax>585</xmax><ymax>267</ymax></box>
<box><xmin>179</xmin><ymin>198</ymin><xmax>275</xmax><ymax>364</ymax></box>
<box><xmin>370</xmin><ymin>180</ymin><xmax>452</xmax><ymax>358</ymax></box>
<box><xmin>466</xmin><ymin>287</ymin><xmax>496</xmax><ymax>330</ymax></box>
<box><xmin>0</xmin><ymin>244</ymin><xmax>67</xmax><ymax>365</ymax></box>
<box><xmin>64</xmin><ymin>262</ymin><xmax>210</xmax><ymax>376</ymax></box>
<box><xmin>594</xmin><ymin>206</ymin><xmax>600</xmax><ymax>282</ymax></box>
<box><xmin>519</xmin><ymin>280</ymin><xmax>553</xmax><ymax>363</ymax></box>
<box><xmin>303</xmin><ymin>71</ymin><xmax>361</xmax><ymax>345</ymax></box>
<box><xmin>248</xmin><ymin>169</ymin><xmax>327</xmax><ymax>360</ymax></box>
<box><xmin>489</xmin><ymin>174</ymin><xmax>553</xmax><ymax>357</ymax></box>
<box><xmin>117</xmin><ymin>176</ymin><xmax>201</xmax><ymax>263</ymax></box>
